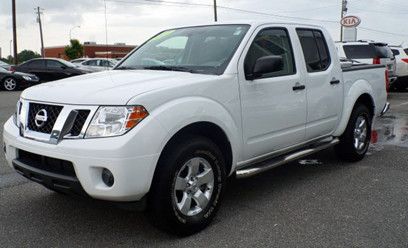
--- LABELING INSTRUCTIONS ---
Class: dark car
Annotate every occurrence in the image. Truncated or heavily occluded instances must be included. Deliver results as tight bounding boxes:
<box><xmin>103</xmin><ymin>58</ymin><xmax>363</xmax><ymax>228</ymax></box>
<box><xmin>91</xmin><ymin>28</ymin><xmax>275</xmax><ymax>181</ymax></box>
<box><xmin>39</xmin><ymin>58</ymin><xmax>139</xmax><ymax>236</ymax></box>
<box><xmin>12</xmin><ymin>58</ymin><xmax>89</xmax><ymax>82</ymax></box>
<box><xmin>0</xmin><ymin>67</ymin><xmax>39</xmax><ymax>91</ymax></box>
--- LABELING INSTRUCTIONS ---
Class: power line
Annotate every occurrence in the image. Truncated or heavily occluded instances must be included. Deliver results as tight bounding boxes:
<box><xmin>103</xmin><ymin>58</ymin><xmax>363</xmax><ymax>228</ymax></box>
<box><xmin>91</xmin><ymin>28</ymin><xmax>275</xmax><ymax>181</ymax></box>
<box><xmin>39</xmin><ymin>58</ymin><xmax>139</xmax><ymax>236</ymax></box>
<box><xmin>103</xmin><ymin>0</ymin><xmax>408</xmax><ymax>39</ymax></box>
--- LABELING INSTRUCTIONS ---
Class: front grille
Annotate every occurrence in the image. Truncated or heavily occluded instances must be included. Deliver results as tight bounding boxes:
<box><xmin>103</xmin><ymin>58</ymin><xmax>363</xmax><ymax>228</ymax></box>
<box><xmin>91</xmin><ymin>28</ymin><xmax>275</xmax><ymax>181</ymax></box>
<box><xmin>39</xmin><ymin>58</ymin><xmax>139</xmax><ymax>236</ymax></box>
<box><xmin>27</xmin><ymin>103</ymin><xmax>63</xmax><ymax>134</ymax></box>
<box><xmin>69</xmin><ymin>110</ymin><xmax>90</xmax><ymax>136</ymax></box>
<box><xmin>17</xmin><ymin>150</ymin><xmax>76</xmax><ymax>177</ymax></box>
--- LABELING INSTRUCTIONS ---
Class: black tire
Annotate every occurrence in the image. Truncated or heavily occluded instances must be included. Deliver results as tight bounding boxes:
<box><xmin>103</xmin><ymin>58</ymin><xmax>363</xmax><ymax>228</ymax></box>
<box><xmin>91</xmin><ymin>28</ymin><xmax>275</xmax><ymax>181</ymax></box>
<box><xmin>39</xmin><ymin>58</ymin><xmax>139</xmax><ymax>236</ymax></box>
<box><xmin>2</xmin><ymin>77</ymin><xmax>18</xmax><ymax>91</ymax></box>
<box><xmin>335</xmin><ymin>104</ymin><xmax>372</xmax><ymax>162</ymax></box>
<box><xmin>148</xmin><ymin>135</ymin><xmax>226</xmax><ymax>236</ymax></box>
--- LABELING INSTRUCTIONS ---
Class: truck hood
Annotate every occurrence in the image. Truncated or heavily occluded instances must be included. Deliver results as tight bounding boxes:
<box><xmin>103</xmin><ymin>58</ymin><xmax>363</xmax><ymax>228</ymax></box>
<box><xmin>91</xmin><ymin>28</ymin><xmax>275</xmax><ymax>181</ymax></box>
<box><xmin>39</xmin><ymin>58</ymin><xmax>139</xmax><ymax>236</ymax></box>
<box><xmin>21</xmin><ymin>70</ymin><xmax>212</xmax><ymax>105</ymax></box>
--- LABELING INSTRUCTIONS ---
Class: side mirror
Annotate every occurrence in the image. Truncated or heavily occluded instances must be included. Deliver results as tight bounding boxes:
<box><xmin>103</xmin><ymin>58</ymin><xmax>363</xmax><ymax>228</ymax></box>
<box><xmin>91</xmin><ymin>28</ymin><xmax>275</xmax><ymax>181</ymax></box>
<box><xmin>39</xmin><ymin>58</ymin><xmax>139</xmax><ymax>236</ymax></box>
<box><xmin>61</xmin><ymin>65</ymin><xmax>67</xmax><ymax>70</ymax></box>
<box><xmin>248</xmin><ymin>55</ymin><xmax>284</xmax><ymax>80</ymax></box>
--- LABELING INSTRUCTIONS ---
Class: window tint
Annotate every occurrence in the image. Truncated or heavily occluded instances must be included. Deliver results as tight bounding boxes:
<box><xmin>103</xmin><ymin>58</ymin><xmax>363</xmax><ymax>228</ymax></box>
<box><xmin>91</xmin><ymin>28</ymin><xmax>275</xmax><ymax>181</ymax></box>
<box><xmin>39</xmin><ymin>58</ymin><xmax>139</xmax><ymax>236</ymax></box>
<box><xmin>343</xmin><ymin>44</ymin><xmax>393</xmax><ymax>59</ymax></box>
<box><xmin>405</xmin><ymin>49</ymin><xmax>408</xmax><ymax>56</ymax></box>
<box><xmin>244</xmin><ymin>28</ymin><xmax>296</xmax><ymax>78</ymax></box>
<box><xmin>83</xmin><ymin>60</ymin><xmax>98</xmax><ymax>66</ymax></box>
<box><xmin>100</xmin><ymin>60</ymin><xmax>112</xmax><ymax>67</ymax></box>
<box><xmin>24</xmin><ymin>60</ymin><xmax>45</xmax><ymax>68</ymax></box>
<box><xmin>47</xmin><ymin>60</ymin><xmax>63</xmax><ymax>68</ymax></box>
<box><xmin>296</xmin><ymin>29</ymin><xmax>331</xmax><ymax>72</ymax></box>
<box><xmin>392</xmin><ymin>49</ymin><xmax>400</xmax><ymax>56</ymax></box>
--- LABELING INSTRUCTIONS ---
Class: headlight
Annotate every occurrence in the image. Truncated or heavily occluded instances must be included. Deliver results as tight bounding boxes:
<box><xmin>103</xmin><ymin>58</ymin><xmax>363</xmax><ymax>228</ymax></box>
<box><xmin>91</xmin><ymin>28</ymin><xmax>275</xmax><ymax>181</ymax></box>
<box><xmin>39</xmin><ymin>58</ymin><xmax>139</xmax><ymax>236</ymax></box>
<box><xmin>13</xmin><ymin>100</ymin><xmax>21</xmax><ymax>127</ymax></box>
<box><xmin>85</xmin><ymin>106</ymin><xmax>148</xmax><ymax>138</ymax></box>
<box><xmin>22</xmin><ymin>76</ymin><xmax>32</xmax><ymax>81</ymax></box>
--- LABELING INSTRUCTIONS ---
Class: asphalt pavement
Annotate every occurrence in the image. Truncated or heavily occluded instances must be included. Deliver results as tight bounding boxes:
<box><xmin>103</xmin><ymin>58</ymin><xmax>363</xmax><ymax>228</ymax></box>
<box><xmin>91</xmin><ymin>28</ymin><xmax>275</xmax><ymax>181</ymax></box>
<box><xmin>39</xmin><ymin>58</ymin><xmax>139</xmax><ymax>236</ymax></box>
<box><xmin>0</xmin><ymin>91</ymin><xmax>407</xmax><ymax>247</ymax></box>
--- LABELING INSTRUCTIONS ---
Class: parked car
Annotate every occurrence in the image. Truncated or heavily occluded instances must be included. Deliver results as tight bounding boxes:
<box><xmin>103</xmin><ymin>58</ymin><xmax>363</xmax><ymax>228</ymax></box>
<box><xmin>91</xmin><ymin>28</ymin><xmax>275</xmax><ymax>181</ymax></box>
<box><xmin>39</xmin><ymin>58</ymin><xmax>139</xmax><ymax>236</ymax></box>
<box><xmin>12</xmin><ymin>58</ymin><xmax>89</xmax><ymax>82</ymax></box>
<box><xmin>78</xmin><ymin>58</ymin><xmax>117</xmax><ymax>72</ymax></box>
<box><xmin>70</xmin><ymin>58</ymin><xmax>89</xmax><ymax>64</ymax></box>
<box><xmin>0</xmin><ymin>67</ymin><xmax>39</xmax><ymax>91</ymax></box>
<box><xmin>3</xmin><ymin>22</ymin><xmax>389</xmax><ymax>235</ymax></box>
<box><xmin>336</xmin><ymin>41</ymin><xmax>397</xmax><ymax>84</ymax></box>
<box><xmin>0</xmin><ymin>60</ymin><xmax>11</xmax><ymax>70</ymax></box>
<box><xmin>390</xmin><ymin>45</ymin><xmax>408</xmax><ymax>91</ymax></box>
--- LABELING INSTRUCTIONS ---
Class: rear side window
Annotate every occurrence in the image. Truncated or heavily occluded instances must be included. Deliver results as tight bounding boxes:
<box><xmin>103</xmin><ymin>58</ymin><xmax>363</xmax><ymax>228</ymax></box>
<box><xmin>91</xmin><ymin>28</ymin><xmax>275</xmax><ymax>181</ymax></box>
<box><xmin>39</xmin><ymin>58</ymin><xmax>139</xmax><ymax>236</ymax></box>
<box><xmin>343</xmin><ymin>44</ymin><xmax>393</xmax><ymax>59</ymax></box>
<box><xmin>83</xmin><ymin>60</ymin><xmax>98</xmax><ymax>66</ymax></box>
<box><xmin>296</xmin><ymin>29</ymin><xmax>331</xmax><ymax>72</ymax></box>
<box><xmin>244</xmin><ymin>28</ymin><xmax>296</xmax><ymax>78</ymax></box>
<box><xmin>23</xmin><ymin>60</ymin><xmax>45</xmax><ymax>68</ymax></box>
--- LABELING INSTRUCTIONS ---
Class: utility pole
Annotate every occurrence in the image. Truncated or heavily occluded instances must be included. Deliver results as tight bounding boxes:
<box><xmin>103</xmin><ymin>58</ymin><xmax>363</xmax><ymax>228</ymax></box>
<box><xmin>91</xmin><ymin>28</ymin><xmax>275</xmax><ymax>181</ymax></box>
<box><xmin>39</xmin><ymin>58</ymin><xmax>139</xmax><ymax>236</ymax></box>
<box><xmin>11</xmin><ymin>0</ymin><xmax>18</xmax><ymax>64</ymax></box>
<box><xmin>213</xmin><ymin>0</ymin><xmax>218</xmax><ymax>22</ymax></box>
<box><xmin>340</xmin><ymin>0</ymin><xmax>348</xmax><ymax>41</ymax></box>
<box><xmin>35</xmin><ymin>7</ymin><xmax>45</xmax><ymax>58</ymax></box>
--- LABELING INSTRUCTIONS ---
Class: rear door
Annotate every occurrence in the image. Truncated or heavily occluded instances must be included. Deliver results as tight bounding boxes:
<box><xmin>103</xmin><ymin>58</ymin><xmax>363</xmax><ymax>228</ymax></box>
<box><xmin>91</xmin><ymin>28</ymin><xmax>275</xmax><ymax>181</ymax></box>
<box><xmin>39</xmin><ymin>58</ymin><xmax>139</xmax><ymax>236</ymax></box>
<box><xmin>23</xmin><ymin>60</ymin><xmax>47</xmax><ymax>82</ymax></box>
<box><xmin>296</xmin><ymin>28</ymin><xmax>343</xmax><ymax>140</ymax></box>
<box><xmin>238</xmin><ymin>26</ymin><xmax>307</xmax><ymax>160</ymax></box>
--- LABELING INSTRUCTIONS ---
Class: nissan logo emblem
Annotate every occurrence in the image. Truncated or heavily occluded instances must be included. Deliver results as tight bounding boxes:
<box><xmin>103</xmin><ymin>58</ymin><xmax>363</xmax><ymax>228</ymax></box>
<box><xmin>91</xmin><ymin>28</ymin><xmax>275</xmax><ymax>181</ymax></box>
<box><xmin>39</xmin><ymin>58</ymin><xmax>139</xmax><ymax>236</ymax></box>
<box><xmin>34</xmin><ymin>109</ymin><xmax>48</xmax><ymax>128</ymax></box>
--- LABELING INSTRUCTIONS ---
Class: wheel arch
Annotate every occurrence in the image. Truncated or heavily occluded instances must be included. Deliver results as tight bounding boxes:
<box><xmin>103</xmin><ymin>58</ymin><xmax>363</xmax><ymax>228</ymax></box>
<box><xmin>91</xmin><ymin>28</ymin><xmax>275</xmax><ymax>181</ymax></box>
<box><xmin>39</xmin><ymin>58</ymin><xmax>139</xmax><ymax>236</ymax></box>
<box><xmin>333</xmin><ymin>80</ymin><xmax>376</xmax><ymax>137</ymax></box>
<box><xmin>156</xmin><ymin>121</ymin><xmax>234</xmax><ymax>177</ymax></box>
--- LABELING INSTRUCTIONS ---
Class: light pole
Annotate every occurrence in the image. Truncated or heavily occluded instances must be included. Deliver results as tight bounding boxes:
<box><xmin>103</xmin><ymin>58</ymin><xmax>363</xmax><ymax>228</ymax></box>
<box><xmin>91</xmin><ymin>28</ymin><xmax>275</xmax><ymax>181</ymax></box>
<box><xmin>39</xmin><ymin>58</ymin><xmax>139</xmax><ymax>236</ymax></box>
<box><xmin>69</xmin><ymin>25</ymin><xmax>80</xmax><ymax>40</ymax></box>
<box><xmin>9</xmin><ymin>40</ymin><xmax>12</xmax><ymax>60</ymax></box>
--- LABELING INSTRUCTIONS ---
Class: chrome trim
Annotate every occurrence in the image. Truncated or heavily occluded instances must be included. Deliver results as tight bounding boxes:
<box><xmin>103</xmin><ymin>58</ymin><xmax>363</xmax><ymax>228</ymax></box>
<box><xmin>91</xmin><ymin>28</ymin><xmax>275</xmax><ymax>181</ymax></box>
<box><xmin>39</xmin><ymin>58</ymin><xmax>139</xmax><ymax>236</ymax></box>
<box><xmin>237</xmin><ymin>135</ymin><xmax>333</xmax><ymax>168</ymax></box>
<box><xmin>19</xmin><ymin>99</ymin><xmax>98</xmax><ymax>144</ymax></box>
<box><xmin>380</xmin><ymin>102</ymin><xmax>390</xmax><ymax>116</ymax></box>
<box><xmin>236</xmin><ymin>138</ymin><xmax>339</xmax><ymax>179</ymax></box>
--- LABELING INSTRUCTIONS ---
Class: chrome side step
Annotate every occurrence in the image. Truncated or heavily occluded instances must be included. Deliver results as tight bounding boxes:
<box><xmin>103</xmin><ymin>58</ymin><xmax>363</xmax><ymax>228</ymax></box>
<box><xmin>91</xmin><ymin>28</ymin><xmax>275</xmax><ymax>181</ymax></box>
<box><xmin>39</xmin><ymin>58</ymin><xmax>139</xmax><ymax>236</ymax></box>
<box><xmin>236</xmin><ymin>138</ymin><xmax>339</xmax><ymax>179</ymax></box>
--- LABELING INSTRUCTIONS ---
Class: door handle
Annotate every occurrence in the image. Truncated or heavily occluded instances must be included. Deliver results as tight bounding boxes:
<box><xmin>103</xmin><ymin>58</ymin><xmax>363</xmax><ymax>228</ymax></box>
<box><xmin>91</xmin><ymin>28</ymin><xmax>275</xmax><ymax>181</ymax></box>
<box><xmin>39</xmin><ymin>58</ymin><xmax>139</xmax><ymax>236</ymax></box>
<box><xmin>292</xmin><ymin>84</ymin><xmax>306</xmax><ymax>91</ymax></box>
<box><xmin>330</xmin><ymin>79</ymin><xmax>340</xmax><ymax>85</ymax></box>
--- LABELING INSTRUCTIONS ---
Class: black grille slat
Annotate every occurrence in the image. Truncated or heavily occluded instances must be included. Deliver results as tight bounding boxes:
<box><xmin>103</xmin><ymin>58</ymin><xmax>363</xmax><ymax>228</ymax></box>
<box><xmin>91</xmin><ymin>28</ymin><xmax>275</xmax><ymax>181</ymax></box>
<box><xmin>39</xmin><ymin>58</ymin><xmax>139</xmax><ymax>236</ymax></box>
<box><xmin>69</xmin><ymin>110</ymin><xmax>90</xmax><ymax>136</ymax></box>
<box><xmin>27</xmin><ymin>103</ymin><xmax>63</xmax><ymax>134</ymax></box>
<box><xmin>17</xmin><ymin>150</ymin><xmax>76</xmax><ymax>177</ymax></box>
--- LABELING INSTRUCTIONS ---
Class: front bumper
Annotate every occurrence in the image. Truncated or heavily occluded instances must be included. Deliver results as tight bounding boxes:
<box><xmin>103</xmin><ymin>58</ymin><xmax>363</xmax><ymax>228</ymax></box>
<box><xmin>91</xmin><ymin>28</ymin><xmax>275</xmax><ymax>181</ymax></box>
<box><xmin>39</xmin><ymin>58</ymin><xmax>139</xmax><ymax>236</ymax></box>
<box><xmin>3</xmin><ymin>117</ymin><xmax>164</xmax><ymax>202</ymax></box>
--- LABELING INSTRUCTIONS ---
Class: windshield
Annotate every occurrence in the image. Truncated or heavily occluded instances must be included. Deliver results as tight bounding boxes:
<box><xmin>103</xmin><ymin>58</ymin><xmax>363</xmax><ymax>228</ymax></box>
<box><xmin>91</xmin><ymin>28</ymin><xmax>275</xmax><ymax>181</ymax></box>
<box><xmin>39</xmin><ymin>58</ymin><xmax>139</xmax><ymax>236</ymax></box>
<box><xmin>116</xmin><ymin>24</ymin><xmax>250</xmax><ymax>75</ymax></box>
<box><xmin>59</xmin><ymin>60</ymin><xmax>77</xmax><ymax>68</ymax></box>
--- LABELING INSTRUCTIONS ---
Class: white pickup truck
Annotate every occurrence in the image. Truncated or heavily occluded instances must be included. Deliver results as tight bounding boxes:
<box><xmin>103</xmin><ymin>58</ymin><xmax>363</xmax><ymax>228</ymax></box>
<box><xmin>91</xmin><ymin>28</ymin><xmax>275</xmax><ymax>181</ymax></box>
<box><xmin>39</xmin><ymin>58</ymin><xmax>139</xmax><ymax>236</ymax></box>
<box><xmin>3</xmin><ymin>21</ymin><xmax>389</xmax><ymax>235</ymax></box>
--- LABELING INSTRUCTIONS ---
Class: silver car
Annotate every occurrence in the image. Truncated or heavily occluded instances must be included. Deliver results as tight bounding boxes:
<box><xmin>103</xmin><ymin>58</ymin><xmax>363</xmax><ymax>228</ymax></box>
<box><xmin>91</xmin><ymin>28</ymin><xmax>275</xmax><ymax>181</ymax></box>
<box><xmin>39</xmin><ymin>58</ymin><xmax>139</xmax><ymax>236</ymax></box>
<box><xmin>78</xmin><ymin>58</ymin><xmax>117</xmax><ymax>72</ymax></box>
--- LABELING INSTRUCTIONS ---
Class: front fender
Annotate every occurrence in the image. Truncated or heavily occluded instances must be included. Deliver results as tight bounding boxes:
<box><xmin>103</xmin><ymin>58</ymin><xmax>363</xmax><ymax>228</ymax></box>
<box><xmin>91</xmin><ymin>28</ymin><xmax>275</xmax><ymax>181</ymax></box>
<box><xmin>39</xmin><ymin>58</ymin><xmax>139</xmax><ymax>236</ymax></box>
<box><xmin>146</xmin><ymin>96</ymin><xmax>242</xmax><ymax>172</ymax></box>
<box><xmin>333</xmin><ymin>79</ymin><xmax>375</xmax><ymax>137</ymax></box>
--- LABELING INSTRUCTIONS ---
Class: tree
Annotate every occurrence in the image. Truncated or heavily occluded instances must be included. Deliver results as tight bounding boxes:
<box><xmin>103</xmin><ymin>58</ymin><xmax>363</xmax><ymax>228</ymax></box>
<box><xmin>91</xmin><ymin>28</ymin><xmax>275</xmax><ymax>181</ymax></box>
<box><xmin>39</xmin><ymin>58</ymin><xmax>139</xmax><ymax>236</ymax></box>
<box><xmin>64</xmin><ymin>39</ymin><xmax>83</xmax><ymax>60</ymax></box>
<box><xmin>17</xmin><ymin>50</ymin><xmax>41</xmax><ymax>63</ymax></box>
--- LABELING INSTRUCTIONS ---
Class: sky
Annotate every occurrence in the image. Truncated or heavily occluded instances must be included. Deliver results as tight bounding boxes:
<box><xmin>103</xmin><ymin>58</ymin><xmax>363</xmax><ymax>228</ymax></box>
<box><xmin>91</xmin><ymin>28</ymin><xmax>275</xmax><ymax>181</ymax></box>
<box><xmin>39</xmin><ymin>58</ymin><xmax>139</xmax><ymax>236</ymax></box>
<box><xmin>1</xmin><ymin>0</ymin><xmax>408</xmax><ymax>57</ymax></box>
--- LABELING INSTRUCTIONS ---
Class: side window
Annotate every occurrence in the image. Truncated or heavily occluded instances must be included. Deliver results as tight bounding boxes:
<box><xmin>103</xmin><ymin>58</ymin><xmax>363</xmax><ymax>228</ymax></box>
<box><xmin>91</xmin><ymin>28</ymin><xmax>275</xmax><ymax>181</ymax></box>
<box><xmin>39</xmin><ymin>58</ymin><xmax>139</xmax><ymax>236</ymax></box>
<box><xmin>297</xmin><ymin>29</ymin><xmax>331</xmax><ymax>72</ymax></box>
<box><xmin>100</xmin><ymin>60</ymin><xmax>111</xmax><ymax>67</ymax></box>
<box><xmin>244</xmin><ymin>28</ymin><xmax>296</xmax><ymax>79</ymax></box>
<box><xmin>26</xmin><ymin>60</ymin><xmax>45</xmax><ymax>68</ymax></box>
<box><xmin>46</xmin><ymin>60</ymin><xmax>63</xmax><ymax>68</ymax></box>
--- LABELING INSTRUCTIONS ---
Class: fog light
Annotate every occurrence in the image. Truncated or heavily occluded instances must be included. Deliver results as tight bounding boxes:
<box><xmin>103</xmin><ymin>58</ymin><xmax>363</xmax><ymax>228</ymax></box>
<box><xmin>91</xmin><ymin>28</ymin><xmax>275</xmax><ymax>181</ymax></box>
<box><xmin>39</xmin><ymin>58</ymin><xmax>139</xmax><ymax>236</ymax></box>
<box><xmin>102</xmin><ymin>168</ymin><xmax>114</xmax><ymax>187</ymax></box>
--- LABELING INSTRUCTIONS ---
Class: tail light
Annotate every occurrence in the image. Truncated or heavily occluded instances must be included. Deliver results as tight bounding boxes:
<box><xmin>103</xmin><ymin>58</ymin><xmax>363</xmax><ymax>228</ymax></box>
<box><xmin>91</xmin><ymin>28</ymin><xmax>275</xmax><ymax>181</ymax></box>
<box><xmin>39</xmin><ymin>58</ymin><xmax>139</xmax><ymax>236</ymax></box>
<box><xmin>373</xmin><ymin>57</ymin><xmax>381</xmax><ymax>65</ymax></box>
<box><xmin>385</xmin><ymin>69</ymin><xmax>390</xmax><ymax>93</ymax></box>
<box><xmin>402</xmin><ymin>58</ymin><xmax>408</xmax><ymax>63</ymax></box>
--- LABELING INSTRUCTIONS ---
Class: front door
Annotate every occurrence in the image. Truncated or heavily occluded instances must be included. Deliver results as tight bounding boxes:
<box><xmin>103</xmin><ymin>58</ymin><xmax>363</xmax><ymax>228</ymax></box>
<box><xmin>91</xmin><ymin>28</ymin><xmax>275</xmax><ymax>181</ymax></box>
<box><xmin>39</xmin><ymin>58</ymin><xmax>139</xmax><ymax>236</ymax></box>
<box><xmin>239</xmin><ymin>27</ymin><xmax>307</xmax><ymax>160</ymax></box>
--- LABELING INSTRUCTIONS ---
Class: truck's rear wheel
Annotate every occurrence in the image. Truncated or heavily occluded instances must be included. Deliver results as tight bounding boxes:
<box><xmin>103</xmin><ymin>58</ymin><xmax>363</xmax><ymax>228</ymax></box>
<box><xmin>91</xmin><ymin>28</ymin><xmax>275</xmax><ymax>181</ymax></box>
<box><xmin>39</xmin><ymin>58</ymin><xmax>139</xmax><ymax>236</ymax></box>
<box><xmin>335</xmin><ymin>104</ymin><xmax>372</xmax><ymax>162</ymax></box>
<box><xmin>148</xmin><ymin>136</ymin><xmax>226</xmax><ymax>236</ymax></box>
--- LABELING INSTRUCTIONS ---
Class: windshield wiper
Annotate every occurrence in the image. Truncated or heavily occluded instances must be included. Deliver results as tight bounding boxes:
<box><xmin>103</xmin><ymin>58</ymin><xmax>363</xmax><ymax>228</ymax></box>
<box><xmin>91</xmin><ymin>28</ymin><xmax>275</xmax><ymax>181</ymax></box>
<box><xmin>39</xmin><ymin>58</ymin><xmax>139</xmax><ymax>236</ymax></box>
<box><xmin>115</xmin><ymin>66</ymin><xmax>138</xmax><ymax>70</ymax></box>
<box><xmin>142</xmin><ymin>65</ymin><xmax>195</xmax><ymax>73</ymax></box>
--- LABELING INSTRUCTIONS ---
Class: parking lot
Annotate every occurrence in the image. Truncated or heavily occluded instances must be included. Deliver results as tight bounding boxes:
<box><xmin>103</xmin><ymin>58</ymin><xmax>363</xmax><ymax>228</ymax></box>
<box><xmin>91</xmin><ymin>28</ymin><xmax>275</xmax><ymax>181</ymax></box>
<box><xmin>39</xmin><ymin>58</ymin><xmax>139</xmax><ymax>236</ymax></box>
<box><xmin>0</xmin><ymin>90</ymin><xmax>407</xmax><ymax>247</ymax></box>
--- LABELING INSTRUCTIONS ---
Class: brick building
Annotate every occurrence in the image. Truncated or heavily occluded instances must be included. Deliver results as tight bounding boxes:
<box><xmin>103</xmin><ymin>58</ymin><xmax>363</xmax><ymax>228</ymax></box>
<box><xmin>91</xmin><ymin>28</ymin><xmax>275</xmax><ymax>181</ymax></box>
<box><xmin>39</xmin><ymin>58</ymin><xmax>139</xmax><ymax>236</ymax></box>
<box><xmin>44</xmin><ymin>42</ymin><xmax>136</xmax><ymax>60</ymax></box>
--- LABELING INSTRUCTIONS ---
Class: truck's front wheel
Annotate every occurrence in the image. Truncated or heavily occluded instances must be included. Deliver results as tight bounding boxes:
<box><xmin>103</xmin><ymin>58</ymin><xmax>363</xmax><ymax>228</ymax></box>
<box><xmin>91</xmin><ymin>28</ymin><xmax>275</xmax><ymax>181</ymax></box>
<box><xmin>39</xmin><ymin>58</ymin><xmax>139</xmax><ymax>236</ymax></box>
<box><xmin>335</xmin><ymin>104</ymin><xmax>372</xmax><ymax>162</ymax></box>
<box><xmin>148</xmin><ymin>136</ymin><xmax>226</xmax><ymax>236</ymax></box>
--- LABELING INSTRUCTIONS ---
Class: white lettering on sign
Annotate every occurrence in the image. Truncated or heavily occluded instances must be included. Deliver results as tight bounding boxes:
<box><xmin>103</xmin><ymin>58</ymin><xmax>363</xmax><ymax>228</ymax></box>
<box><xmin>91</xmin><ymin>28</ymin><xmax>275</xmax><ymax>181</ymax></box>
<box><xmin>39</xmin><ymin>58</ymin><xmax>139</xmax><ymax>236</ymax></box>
<box><xmin>341</xmin><ymin>16</ymin><xmax>361</xmax><ymax>28</ymax></box>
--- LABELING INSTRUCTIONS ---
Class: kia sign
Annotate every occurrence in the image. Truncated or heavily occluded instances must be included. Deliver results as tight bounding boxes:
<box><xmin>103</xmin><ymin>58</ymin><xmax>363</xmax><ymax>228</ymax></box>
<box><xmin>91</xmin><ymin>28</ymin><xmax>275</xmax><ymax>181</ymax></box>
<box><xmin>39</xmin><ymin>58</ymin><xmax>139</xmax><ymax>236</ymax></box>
<box><xmin>341</xmin><ymin>16</ymin><xmax>361</xmax><ymax>28</ymax></box>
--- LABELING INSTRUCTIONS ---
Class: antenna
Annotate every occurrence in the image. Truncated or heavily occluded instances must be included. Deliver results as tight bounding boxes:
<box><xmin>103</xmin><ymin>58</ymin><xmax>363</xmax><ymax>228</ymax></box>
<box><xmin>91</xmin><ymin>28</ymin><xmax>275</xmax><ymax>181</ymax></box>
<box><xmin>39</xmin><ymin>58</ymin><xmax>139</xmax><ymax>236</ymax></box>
<box><xmin>104</xmin><ymin>0</ymin><xmax>108</xmax><ymax>59</ymax></box>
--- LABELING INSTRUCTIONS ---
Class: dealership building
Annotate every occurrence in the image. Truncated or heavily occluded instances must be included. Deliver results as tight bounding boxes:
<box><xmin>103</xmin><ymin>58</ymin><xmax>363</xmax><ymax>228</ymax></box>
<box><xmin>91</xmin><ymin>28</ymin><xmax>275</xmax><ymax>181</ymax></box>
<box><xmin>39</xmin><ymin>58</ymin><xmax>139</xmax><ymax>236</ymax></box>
<box><xmin>44</xmin><ymin>42</ymin><xmax>136</xmax><ymax>60</ymax></box>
